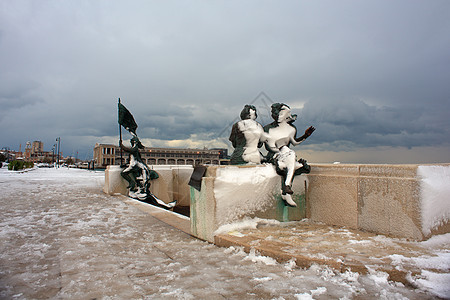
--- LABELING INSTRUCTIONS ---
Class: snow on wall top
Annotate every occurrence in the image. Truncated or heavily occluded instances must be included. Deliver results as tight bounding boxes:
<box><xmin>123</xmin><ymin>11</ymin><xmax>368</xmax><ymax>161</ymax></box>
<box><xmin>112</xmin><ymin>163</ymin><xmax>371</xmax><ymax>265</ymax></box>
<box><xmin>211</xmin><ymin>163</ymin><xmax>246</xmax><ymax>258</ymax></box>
<box><xmin>418</xmin><ymin>165</ymin><xmax>450</xmax><ymax>236</ymax></box>
<box><xmin>214</xmin><ymin>165</ymin><xmax>280</xmax><ymax>226</ymax></box>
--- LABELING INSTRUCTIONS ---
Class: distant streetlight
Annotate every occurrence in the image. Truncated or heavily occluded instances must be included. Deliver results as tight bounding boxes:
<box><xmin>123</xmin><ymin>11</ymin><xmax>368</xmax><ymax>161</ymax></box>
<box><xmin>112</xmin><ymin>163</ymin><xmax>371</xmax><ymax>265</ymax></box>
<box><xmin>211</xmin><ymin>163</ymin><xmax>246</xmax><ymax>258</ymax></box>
<box><xmin>56</xmin><ymin>137</ymin><xmax>61</xmax><ymax>168</ymax></box>
<box><xmin>52</xmin><ymin>144</ymin><xmax>56</xmax><ymax>165</ymax></box>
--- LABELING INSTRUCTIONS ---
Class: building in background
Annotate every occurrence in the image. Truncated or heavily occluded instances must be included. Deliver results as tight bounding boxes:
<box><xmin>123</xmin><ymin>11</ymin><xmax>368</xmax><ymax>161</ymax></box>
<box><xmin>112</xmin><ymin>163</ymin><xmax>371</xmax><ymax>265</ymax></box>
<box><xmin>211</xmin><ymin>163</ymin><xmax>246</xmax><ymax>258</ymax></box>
<box><xmin>211</xmin><ymin>148</ymin><xmax>230</xmax><ymax>165</ymax></box>
<box><xmin>22</xmin><ymin>141</ymin><xmax>61</xmax><ymax>163</ymax></box>
<box><xmin>93</xmin><ymin>143</ymin><xmax>227</xmax><ymax>168</ymax></box>
<box><xmin>93</xmin><ymin>144</ymin><xmax>116</xmax><ymax>167</ymax></box>
<box><xmin>32</xmin><ymin>141</ymin><xmax>44</xmax><ymax>154</ymax></box>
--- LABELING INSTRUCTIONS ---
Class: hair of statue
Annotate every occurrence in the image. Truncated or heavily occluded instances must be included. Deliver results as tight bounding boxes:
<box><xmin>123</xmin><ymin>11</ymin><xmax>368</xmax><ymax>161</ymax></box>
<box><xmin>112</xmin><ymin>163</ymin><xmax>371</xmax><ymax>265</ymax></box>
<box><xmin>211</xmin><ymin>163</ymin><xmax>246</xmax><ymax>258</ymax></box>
<box><xmin>130</xmin><ymin>136</ymin><xmax>144</xmax><ymax>149</ymax></box>
<box><xmin>240</xmin><ymin>104</ymin><xmax>258</xmax><ymax>120</ymax></box>
<box><xmin>271</xmin><ymin>103</ymin><xmax>290</xmax><ymax>121</ymax></box>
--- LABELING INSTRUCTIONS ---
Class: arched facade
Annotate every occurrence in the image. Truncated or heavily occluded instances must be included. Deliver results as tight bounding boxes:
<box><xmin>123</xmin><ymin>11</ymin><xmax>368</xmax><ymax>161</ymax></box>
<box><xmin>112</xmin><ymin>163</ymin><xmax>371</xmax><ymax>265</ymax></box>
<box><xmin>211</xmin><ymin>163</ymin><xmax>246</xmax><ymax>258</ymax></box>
<box><xmin>94</xmin><ymin>144</ymin><xmax>225</xmax><ymax>167</ymax></box>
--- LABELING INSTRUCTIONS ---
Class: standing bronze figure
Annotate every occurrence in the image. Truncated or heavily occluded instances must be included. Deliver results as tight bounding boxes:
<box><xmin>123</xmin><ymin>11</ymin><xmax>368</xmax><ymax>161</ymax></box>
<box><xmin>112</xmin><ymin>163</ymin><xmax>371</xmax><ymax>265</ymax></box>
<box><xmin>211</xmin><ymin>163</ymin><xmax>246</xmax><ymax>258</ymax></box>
<box><xmin>118</xmin><ymin>99</ymin><xmax>175</xmax><ymax>209</ymax></box>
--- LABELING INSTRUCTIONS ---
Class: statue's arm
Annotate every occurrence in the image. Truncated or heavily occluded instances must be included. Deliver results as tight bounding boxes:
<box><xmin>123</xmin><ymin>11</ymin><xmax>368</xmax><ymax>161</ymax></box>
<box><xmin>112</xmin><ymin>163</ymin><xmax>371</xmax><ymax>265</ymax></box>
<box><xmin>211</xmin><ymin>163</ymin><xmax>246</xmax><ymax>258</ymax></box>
<box><xmin>258</xmin><ymin>131</ymin><xmax>269</xmax><ymax>148</ymax></box>
<box><xmin>293</xmin><ymin>126</ymin><xmax>315</xmax><ymax>144</ymax></box>
<box><xmin>119</xmin><ymin>141</ymin><xmax>131</xmax><ymax>153</ymax></box>
<box><xmin>229</xmin><ymin>124</ymin><xmax>236</xmax><ymax>148</ymax></box>
<box><xmin>265</xmin><ymin>139</ymin><xmax>280</xmax><ymax>153</ymax></box>
<box><xmin>229</xmin><ymin>123</ymin><xmax>240</xmax><ymax>148</ymax></box>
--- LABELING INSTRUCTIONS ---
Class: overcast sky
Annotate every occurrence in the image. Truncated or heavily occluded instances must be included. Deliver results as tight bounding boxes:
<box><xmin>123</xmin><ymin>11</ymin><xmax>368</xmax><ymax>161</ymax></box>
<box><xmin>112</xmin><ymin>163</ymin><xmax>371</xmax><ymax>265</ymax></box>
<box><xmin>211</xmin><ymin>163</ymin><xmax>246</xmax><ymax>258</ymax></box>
<box><xmin>1</xmin><ymin>0</ymin><xmax>449</xmax><ymax>163</ymax></box>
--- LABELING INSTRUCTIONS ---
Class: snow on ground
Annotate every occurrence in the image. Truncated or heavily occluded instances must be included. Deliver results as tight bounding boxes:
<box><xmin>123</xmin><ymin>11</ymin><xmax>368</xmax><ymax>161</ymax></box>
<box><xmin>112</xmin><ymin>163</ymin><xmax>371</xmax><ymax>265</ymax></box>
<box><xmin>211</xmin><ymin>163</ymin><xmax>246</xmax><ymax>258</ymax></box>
<box><xmin>214</xmin><ymin>217</ymin><xmax>281</xmax><ymax>236</ymax></box>
<box><xmin>0</xmin><ymin>166</ymin><xmax>448</xmax><ymax>299</ymax></box>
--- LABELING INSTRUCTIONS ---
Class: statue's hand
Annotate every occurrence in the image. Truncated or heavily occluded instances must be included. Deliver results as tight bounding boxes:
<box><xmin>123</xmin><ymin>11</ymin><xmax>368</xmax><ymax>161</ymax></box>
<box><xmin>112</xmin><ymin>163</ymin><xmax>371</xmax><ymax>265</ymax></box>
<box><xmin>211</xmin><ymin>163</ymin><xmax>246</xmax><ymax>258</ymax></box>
<box><xmin>304</xmin><ymin>126</ymin><xmax>315</xmax><ymax>137</ymax></box>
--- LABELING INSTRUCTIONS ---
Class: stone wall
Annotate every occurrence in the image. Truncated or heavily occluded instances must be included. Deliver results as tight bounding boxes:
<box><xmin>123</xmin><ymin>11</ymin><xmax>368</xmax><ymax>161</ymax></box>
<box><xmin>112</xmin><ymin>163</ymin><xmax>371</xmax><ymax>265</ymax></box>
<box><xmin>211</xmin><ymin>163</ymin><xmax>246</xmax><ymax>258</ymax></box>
<box><xmin>190</xmin><ymin>164</ymin><xmax>450</xmax><ymax>242</ymax></box>
<box><xmin>105</xmin><ymin>163</ymin><xmax>450</xmax><ymax>242</ymax></box>
<box><xmin>307</xmin><ymin>164</ymin><xmax>422</xmax><ymax>239</ymax></box>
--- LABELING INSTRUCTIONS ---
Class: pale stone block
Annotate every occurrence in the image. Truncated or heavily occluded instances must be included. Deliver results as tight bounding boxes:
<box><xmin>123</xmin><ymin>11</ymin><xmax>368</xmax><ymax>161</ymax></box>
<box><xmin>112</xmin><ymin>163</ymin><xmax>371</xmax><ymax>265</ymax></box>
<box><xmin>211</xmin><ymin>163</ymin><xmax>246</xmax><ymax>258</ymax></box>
<box><xmin>189</xmin><ymin>165</ymin><xmax>308</xmax><ymax>242</ymax></box>
<box><xmin>358</xmin><ymin>177</ymin><xmax>422</xmax><ymax>240</ymax></box>
<box><xmin>190</xmin><ymin>177</ymin><xmax>216</xmax><ymax>242</ymax></box>
<box><xmin>307</xmin><ymin>174</ymin><xmax>358</xmax><ymax>228</ymax></box>
<box><xmin>253</xmin><ymin>176</ymin><xmax>307</xmax><ymax>222</ymax></box>
<box><xmin>172</xmin><ymin>167</ymin><xmax>194</xmax><ymax>207</ymax></box>
<box><xmin>104</xmin><ymin>165</ymin><xmax>128</xmax><ymax>195</ymax></box>
<box><xmin>149</xmin><ymin>168</ymin><xmax>173</xmax><ymax>205</ymax></box>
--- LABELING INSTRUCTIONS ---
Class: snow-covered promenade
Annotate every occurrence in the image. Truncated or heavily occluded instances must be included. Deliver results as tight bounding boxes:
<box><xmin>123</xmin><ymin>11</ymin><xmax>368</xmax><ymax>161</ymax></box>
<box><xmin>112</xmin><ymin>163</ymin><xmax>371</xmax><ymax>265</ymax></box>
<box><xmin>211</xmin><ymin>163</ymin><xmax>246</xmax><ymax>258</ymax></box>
<box><xmin>0</xmin><ymin>167</ymin><xmax>447</xmax><ymax>299</ymax></box>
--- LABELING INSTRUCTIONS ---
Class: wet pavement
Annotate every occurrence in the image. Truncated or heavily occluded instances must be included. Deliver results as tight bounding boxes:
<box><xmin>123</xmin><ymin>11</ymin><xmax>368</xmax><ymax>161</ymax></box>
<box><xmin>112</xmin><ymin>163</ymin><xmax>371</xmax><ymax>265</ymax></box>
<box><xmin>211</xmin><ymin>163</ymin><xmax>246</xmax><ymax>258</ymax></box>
<box><xmin>0</xmin><ymin>167</ymin><xmax>448</xmax><ymax>299</ymax></box>
<box><xmin>214</xmin><ymin>221</ymin><xmax>450</xmax><ymax>285</ymax></box>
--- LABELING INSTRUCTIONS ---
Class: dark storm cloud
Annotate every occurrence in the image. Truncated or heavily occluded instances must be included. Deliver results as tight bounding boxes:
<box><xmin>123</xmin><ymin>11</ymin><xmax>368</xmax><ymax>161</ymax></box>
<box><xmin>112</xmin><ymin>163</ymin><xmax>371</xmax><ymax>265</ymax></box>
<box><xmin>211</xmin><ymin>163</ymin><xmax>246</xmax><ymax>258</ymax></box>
<box><xmin>0</xmin><ymin>0</ymin><xmax>449</xmax><ymax>162</ymax></box>
<box><xmin>0</xmin><ymin>76</ymin><xmax>43</xmax><ymax>120</ymax></box>
<box><xmin>0</xmin><ymin>96</ymin><xmax>42</xmax><ymax>116</ymax></box>
<box><xmin>133</xmin><ymin>103</ymin><xmax>237</xmax><ymax>141</ymax></box>
<box><xmin>294</xmin><ymin>97</ymin><xmax>450</xmax><ymax>151</ymax></box>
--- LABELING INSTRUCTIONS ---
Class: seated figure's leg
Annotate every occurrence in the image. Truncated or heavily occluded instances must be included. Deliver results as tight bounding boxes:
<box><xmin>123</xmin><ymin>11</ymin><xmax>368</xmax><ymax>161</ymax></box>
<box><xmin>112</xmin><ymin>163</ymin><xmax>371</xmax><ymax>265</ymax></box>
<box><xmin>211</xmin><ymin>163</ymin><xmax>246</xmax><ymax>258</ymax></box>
<box><xmin>284</xmin><ymin>171</ymin><xmax>295</xmax><ymax>193</ymax></box>
<box><xmin>129</xmin><ymin>173</ymin><xmax>138</xmax><ymax>191</ymax></box>
<box><xmin>276</xmin><ymin>149</ymin><xmax>299</xmax><ymax>194</ymax></box>
<box><xmin>275</xmin><ymin>162</ymin><xmax>292</xmax><ymax>195</ymax></box>
<box><xmin>280</xmin><ymin>176</ymin><xmax>293</xmax><ymax>195</ymax></box>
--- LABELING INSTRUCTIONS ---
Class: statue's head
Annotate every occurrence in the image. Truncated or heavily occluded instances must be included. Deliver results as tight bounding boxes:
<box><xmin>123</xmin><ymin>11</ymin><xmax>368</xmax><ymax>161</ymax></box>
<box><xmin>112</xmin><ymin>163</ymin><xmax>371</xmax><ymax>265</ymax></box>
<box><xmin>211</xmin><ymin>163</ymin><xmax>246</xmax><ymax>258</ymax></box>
<box><xmin>240</xmin><ymin>105</ymin><xmax>257</xmax><ymax>120</ymax></box>
<box><xmin>130</xmin><ymin>136</ymin><xmax>144</xmax><ymax>149</ymax></box>
<box><xmin>271</xmin><ymin>103</ymin><xmax>297</xmax><ymax>124</ymax></box>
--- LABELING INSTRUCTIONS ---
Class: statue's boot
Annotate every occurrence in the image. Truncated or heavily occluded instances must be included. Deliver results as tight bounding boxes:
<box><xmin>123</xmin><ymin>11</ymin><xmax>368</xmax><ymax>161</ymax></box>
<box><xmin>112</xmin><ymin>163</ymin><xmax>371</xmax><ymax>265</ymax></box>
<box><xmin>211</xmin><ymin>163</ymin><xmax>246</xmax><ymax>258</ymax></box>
<box><xmin>282</xmin><ymin>194</ymin><xmax>297</xmax><ymax>207</ymax></box>
<box><xmin>281</xmin><ymin>176</ymin><xmax>294</xmax><ymax>195</ymax></box>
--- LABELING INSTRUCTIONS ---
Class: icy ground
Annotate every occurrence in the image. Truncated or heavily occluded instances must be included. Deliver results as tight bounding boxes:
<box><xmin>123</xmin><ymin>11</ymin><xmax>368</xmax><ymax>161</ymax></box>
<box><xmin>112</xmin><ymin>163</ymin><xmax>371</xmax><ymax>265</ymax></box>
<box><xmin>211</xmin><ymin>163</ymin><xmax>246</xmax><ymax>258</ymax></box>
<box><xmin>0</xmin><ymin>167</ymin><xmax>448</xmax><ymax>299</ymax></box>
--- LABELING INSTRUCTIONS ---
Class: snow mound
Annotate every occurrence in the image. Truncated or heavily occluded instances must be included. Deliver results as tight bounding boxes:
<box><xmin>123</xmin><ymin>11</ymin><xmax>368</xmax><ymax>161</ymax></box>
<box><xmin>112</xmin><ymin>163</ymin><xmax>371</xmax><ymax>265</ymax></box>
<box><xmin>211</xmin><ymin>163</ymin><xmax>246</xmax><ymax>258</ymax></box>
<box><xmin>418</xmin><ymin>165</ymin><xmax>450</xmax><ymax>236</ymax></box>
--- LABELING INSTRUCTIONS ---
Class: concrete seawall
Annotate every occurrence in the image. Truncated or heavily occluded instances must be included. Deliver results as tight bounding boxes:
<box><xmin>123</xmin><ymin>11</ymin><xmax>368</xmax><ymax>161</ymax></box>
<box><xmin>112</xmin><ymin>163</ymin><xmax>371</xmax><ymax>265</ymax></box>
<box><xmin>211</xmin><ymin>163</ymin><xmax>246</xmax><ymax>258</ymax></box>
<box><xmin>104</xmin><ymin>163</ymin><xmax>450</xmax><ymax>243</ymax></box>
<box><xmin>307</xmin><ymin>164</ymin><xmax>450</xmax><ymax>241</ymax></box>
<box><xmin>189</xmin><ymin>164</ymin><xmax>450</xmax><ymax>242</ymax></box>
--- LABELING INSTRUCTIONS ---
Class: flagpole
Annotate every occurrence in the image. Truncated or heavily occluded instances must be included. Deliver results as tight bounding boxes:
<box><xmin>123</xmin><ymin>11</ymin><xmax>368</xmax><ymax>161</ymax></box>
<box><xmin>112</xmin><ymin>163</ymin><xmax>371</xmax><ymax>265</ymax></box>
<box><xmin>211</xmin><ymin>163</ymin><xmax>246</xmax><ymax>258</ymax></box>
<box><xmin>118</xmin><ymin>97</ymin><xmax>123</xmax><ymax>166</ymax></box>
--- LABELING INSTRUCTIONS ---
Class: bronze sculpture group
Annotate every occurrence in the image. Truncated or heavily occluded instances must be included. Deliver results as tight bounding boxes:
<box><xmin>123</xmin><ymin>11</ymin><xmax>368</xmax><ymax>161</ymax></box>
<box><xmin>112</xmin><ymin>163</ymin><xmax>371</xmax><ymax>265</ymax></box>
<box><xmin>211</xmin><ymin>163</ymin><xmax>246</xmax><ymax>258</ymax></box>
<box><xmin>117</xmin><ymin>99</ymin><xmax>314</xmax><ymax>209</ymax></box>
<box><xmin>229</xmin><ymin>103</ymin><xmax>315</xmax><ymax>207</ymax></box>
